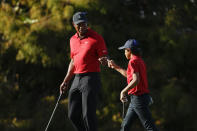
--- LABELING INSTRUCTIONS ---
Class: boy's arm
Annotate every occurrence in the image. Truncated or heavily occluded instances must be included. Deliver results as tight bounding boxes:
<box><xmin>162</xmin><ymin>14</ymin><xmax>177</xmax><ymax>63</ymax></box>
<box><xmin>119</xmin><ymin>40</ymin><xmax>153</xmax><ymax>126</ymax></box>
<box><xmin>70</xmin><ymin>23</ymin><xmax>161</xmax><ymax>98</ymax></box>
<box><xmin>120</xmin><ymin>72</ymin><xmax>140</xmax><ymax>102</ymax></box>
<box><xmin>108</xmin><ymin>60</ymin><xmax>127</xmax><ymax>77</ymax></box>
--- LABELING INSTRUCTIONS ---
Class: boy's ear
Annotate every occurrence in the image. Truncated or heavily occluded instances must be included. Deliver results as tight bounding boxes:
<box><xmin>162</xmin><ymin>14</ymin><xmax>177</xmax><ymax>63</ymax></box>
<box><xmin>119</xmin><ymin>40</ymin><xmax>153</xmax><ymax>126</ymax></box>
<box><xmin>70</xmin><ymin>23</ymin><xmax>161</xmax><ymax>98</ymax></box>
<box><xmin>128</xmin><ymin>49</ymin><xmax>132</xmax><ymax>53</ymax></box>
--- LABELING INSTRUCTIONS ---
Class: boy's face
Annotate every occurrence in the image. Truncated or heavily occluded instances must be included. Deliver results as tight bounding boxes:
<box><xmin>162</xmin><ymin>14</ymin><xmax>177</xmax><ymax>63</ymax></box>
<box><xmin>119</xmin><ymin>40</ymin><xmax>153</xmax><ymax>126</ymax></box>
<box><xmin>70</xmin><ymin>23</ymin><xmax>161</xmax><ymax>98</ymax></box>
<box><xmin>124</xmin><ymin>48</ymin><xmax>132</xmax><ymax>59</ymax></box>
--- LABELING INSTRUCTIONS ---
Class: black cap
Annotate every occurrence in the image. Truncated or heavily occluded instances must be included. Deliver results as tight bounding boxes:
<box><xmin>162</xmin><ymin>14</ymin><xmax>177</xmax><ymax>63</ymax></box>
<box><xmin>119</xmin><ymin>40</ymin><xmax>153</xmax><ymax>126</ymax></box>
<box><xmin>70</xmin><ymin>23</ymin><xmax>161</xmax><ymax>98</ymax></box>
<box><xmin>118</xmin><ymin>39</ymin><xmax>139</xmax><ymax>50</ymax></box>
<box><xmin>73</xmin><ymin>12</ymin><xmax>87</xmax><ymax>25</ymax></box>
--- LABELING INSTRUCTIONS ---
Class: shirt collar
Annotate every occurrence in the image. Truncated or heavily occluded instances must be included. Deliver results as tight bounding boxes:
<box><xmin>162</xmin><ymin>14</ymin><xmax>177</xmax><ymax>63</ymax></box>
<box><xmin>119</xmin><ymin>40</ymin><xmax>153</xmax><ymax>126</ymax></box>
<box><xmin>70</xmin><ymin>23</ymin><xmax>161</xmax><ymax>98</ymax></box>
<box><xmin>131</xmin><ymin>55</ymin><xmax>140</xmax><ymax>61</ymax></box>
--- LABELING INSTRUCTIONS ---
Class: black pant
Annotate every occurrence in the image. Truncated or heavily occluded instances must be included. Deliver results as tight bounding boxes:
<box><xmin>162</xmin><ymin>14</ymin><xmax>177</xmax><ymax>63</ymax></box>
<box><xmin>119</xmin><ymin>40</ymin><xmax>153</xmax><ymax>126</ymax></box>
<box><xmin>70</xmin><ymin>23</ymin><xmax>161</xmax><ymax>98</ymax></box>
<box><xmin>68</xmin><ymin>72</ymin><xmax>101</xmax><ymax>131</ymax></box>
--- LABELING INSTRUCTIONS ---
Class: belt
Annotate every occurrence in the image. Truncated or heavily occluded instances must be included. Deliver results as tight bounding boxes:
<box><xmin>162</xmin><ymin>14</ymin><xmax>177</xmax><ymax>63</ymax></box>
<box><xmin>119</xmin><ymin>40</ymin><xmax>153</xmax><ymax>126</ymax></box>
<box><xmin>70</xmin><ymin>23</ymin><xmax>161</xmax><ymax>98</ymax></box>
<box><xmin>75</xmin><ymin>72</ymin><xmax>99</xmax><ymax>77</ymax></box>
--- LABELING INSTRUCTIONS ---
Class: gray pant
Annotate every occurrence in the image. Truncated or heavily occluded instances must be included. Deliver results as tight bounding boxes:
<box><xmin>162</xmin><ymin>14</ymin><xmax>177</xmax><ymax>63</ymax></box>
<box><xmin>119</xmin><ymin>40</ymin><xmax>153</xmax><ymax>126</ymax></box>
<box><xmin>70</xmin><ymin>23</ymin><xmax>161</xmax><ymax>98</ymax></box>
<box><xmin>121</xmin><ymin>94</ymin><xmax>159</xmax><ymax>131</ymax></box>
<box><xmin>68</xmin><ymin>72</ymin><xmax>101</xmax><ymax>131</ymax></box>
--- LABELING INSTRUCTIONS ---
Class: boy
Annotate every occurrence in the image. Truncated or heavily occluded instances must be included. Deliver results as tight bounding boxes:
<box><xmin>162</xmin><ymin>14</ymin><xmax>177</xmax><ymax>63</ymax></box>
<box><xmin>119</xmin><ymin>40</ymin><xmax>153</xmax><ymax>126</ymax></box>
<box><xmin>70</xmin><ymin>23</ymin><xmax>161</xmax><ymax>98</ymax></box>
<box><xmin>108</xmin><ymin>39</ymin><xmax>159</xmax><ymax>131</ymax></box>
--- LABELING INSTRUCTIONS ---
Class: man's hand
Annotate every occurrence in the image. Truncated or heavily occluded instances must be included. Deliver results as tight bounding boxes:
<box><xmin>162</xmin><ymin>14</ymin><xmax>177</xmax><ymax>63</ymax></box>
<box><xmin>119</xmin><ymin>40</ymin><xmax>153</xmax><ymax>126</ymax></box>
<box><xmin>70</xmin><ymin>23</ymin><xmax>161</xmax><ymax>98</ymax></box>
<box><xmin>60</xmin><ymin>82</ymin><xmax>68</xmax><ymax>94</ymax></box>
<box><xmin>98</xmin><ymin>56</ymin><xmax>108</xmax><ymax>66</ymax></box>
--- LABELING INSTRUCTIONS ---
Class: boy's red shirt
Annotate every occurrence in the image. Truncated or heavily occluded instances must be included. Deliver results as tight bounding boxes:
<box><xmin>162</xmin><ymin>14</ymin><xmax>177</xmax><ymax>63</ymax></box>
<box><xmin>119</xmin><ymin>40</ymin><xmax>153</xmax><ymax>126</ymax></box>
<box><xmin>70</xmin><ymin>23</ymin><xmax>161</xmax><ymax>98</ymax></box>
<box><xmin>70</xmin><ymin>28</ymin><xmax>108</xmax><ymax>74</ymax></box>
<box><xmin>127</xmin><ymin>55</ymin><xmax>149</xmax><ymax>95</ymax></box>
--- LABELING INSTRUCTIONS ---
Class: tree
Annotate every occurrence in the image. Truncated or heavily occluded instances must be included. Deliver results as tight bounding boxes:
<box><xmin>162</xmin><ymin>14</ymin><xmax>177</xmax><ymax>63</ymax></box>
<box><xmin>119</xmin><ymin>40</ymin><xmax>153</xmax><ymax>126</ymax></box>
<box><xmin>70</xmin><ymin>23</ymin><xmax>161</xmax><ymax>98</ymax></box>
<box><xmin>0</xmin><ymin>0</ymin><xmax>197</xmax><ymax>130</ymax></box>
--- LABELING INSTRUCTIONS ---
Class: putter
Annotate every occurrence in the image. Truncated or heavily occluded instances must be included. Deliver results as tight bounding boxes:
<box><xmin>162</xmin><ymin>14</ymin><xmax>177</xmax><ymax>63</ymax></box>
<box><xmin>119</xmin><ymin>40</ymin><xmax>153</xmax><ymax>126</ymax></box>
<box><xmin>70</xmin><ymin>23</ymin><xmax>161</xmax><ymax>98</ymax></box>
<box><xmin>122</xmin><ymin>102</ymin><xmax>126</xmax><ymax>119</ymax></box>
<box><xmin>122</xmin><ymin>102</ymin><xmax>125</xmax><ymax>119</ymax></box>
<box><xmin>44</xmin><ymin>93</ymin><xmax>62</xmax><ymax>131</ymax></box>
<box><xmin>122</xmin><ymin>97</ymin><xmax>128</xmax><ymax>119</ymax></box>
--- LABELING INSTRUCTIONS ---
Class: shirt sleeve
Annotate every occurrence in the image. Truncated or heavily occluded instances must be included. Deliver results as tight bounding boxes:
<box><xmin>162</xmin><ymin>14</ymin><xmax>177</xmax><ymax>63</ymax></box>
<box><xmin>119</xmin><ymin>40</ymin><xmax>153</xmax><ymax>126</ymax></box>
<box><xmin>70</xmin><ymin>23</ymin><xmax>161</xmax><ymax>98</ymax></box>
<box><xmin>96</xmin><ymin>35</ymin><xmax>108</xmax><ymax>57</ymax></box>
<box><xmin>130</xmin><ymin>60</ymin><xmax>139</xmax><ymax>73</ymax></box>
<box><xmin>70</xmin><ymin>51</ymin><xmax>74</xmax><ymax>59</ymax></box>
<box><xmin>70</xmin><ymin>39</ymin><xmax>74</xmax><ymax>59</ymax></box>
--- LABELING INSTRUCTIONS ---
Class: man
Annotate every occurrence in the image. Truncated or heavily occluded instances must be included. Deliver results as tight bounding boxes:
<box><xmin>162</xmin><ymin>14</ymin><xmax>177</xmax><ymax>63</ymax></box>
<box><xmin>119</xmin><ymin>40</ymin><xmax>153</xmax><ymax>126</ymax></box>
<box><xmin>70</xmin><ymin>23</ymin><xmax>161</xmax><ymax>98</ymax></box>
<box><xmin>60</xmin><ymin>12</ymin><xmax>108</xmax><ymax>131</ymax></box>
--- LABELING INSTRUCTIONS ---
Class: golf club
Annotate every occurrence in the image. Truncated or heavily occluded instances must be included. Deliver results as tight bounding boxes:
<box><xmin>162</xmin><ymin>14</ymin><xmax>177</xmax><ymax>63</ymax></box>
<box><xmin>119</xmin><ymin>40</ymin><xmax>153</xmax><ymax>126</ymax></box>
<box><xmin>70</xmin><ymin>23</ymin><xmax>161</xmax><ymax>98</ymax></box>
<box><xmin>122</xmin><ymin>102</ymin><xmax>125</xmax><ymax>119</ymax></box>
<box><xmin>44</xmin><ymin>93</ymin><xmax>62</xmax><ymax>131</ymax></box>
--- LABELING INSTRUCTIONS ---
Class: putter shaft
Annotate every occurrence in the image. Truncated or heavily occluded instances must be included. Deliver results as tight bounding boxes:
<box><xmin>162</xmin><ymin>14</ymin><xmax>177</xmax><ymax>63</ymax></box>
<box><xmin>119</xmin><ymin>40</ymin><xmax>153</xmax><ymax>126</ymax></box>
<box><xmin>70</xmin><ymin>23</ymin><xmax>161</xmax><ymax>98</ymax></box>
<box><xmin>122</xmin><ymin>102</ymin><xmax>125</xmax><ymax>119</ymax></box>
<box><xmin>44</xmin><ymin>93</ymin><xmax>62</xmax><ymax>131</ymax></box>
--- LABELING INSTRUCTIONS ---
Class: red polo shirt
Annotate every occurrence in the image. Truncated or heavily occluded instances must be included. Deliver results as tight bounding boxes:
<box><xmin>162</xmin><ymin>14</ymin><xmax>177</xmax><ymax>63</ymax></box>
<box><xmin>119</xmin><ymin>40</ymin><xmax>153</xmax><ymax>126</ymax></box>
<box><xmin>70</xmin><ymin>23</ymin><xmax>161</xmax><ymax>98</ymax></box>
<box><xmin>127</xmin><ymin>55</ymin><xmax>149</xmax><ymax>95</ymax></box>
<box><xmin>70</xmin><ymin>28</ymin><xmax>108</xmax><ymax>74</ymax></box>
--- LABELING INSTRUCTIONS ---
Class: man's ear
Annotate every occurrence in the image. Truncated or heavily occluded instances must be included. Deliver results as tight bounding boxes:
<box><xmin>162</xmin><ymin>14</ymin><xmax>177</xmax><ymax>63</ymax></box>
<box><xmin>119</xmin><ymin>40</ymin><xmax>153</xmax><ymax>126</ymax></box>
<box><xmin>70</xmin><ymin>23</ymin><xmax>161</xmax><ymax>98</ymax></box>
<box><xmin>72</xmin><ymin>22</ymin><xmax>78</xmax><ymax>31</ymax></box>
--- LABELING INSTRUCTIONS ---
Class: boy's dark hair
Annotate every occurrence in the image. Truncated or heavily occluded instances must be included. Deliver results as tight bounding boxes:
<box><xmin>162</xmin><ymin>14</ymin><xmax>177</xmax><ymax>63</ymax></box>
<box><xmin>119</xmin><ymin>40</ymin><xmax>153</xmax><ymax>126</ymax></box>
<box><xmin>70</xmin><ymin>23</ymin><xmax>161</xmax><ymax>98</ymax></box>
<box><xmin>131</xmin><ymin>47</ymin><xmax>142</xmax><ymax>56</ymax></box>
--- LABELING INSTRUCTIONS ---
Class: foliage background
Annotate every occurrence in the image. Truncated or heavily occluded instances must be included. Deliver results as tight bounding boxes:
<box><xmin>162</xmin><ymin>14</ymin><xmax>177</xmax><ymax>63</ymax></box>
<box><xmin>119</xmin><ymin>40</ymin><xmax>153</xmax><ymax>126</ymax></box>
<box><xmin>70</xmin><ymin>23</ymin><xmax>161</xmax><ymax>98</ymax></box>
<box><xmin>0</xmin><ymin>0</ymin><xmax>197</xmax><ymax>131</ymax></box>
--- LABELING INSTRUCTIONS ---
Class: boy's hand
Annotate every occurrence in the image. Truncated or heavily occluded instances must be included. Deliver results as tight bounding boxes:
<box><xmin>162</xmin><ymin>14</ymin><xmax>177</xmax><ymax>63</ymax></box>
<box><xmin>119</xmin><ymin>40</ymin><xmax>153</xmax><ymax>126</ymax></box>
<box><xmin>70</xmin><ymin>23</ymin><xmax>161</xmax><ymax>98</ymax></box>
<box><xmin>108</xmin><ymin>60</ymin><xmax>119</xmax><ymax>69</ymax></box>
<box><xmin>120</xmin><ymin>90</ymin><xmax>128</xmax><ymax>103</ymax></box>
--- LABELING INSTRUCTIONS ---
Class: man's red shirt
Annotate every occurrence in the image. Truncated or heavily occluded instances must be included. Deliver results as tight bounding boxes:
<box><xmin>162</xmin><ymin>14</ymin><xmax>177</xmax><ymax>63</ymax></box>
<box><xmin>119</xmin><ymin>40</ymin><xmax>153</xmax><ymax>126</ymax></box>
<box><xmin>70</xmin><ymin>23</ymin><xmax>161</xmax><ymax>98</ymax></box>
<box><xmin>127</xmin><ymin>55</ymin><xmax>149</xmax><ymax>95</ymax></box>
<box><xmin>70</xmin><ymin>28</ymin><xmax>108</xmax><ymax>74</ymax></box>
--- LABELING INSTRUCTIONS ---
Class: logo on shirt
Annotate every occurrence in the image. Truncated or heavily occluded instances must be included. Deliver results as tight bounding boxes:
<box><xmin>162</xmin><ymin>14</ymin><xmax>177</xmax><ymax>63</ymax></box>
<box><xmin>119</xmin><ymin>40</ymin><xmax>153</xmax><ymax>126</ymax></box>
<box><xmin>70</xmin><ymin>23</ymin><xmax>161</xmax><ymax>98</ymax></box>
<box><xmin>84</xmin><ymin>41</ymin><xmax>89</xmax><ymax>44</ymax></box>
<box><xmin>102</xmin><ymin>50</ymin><xmax>107</xmax><ymax>53</ymax></box>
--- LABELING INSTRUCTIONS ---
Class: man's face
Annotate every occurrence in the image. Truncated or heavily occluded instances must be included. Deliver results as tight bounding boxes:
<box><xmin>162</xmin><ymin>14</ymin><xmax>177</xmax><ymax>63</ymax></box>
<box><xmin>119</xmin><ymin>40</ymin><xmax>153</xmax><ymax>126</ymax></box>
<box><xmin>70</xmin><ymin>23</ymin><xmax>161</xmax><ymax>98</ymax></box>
<box><xmin>73</xmin><ymin>22</ymin><xmax>88</xmax><ymax>37</ymax></box>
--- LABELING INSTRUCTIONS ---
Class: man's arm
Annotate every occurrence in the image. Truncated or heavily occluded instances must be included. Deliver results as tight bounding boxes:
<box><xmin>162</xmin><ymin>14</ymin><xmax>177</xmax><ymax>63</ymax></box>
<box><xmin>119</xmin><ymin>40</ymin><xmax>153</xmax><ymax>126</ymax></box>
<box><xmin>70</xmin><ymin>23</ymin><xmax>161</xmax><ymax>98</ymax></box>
<box><xmin>60</xmin><ymin>59</ymin><xmax>74</xmax><ymax>94</ymax></box>
<box><xmin>108</xmin><ymin>60</ymin><xmax>127</xmax><ymax>77</ymax></box>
